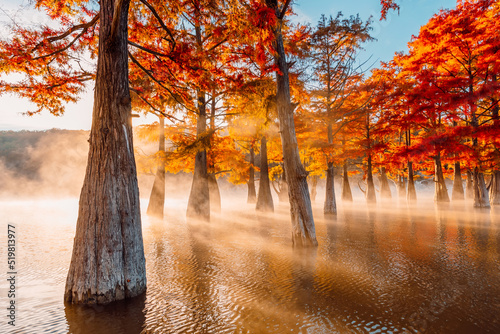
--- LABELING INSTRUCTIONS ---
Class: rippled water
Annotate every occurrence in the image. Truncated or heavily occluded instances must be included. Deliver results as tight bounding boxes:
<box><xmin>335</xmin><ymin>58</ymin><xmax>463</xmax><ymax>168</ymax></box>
<box><xmin>1</xmin><ymin>198</ymin><xmax>500</xmax><ymax>333</ymax></box>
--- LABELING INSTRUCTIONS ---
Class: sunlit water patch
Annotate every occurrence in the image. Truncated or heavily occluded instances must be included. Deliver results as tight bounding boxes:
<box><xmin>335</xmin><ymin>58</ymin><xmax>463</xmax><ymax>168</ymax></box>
<box><xmin>1</xmin><ymin>198</ymin><xmax>500</xmax><ymax>333</ymax></box>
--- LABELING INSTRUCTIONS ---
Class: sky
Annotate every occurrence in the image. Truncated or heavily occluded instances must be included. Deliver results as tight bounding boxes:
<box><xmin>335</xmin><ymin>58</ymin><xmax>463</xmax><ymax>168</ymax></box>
<box><xmin>0</xmin><ymin>0</ymin><xmax>457</xmax><ymax>131</ymax></box>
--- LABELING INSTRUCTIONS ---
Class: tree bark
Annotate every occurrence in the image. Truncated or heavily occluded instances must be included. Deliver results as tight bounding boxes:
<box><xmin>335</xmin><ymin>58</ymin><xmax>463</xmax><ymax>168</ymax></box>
<box><xmin>473</xmin><ymin>167</ymin><xmax>490</xmax><ymax>208</ymax></box>
<box><xmin>466</xmin><ymin>169</ymin><xmax>474</xmax><ymax>200</ymax></box>
<box><xmin>341</xmin><ymin>163</ymin><xmax>353</xmax><ymax>202</ymax></box>
<box><xmin>324</xmin><ymin>162</ymin><xmax>337</xmax><ymax>215</ymax></box>
<box><xmin>65</xmin><ymin>0</ymin><xmax>146</xmax><ymax>304</ymax></box>
<box><xmin>309</xmin><ymin>175</ymin><xmax>318</xmax><ymax>202</ymax></box>
<box><xmin>267</xmin><ymin>0</ymin><xmax>317</xmax><ymax>247</ymax></box>
<box><xmin>407</xmin><ymin>161</ymin><xmax>417</xmax><ymax>203</ymax></box>
<box><xmin>147</xmin><ymin>117</ymin><xmax>165</xmax><ymax>218</ymax></box>
<box><xmin>366</xmin><ymin>154</ymin><xmax>376</xmax><ymax>203</ymax></box>
<box><xmin>247</xmin><ymin>145</ymin><xmax>257</xmax><ymax>204</ymax></box>
<box><xmin>490</xmin><ymin>170</ymin><xmax>500</xmax><ymax>206</ymax></box>
<box><xmin>433</xmin><ymin>152</ymin><xmax>450</xmax><ymax>203</ymax></box>
<box><xmin>278</xmin><ymin>168</ymin><xmax>289</xmax><ymax>202</ymax></box>
<box><xmin>379</xmin><ymin>167</ymin><xmax>392</xmax><ymax>199</ymax></box>
<box><xmin>208</xmin><ymin>173</ymin><xmax>221</xmax><ymax>213</ymax></box>
<box><xmin>187</xmin><ymin>90</ymin><xmax>210</xmax><ymax>220</ymax></box>
<box><xmin>451</xmin><ymin>161</ymin><xmax>464</xmax><ymax>201</ymax></box>
<box><xmin>256</xmin><ymin>136</ymin><xmax>274</xmax><ymax>212</ymax></box>
<box><xmin>397</xmin><ymin>174</ymin><xmax>406</xmax><ymax>200</ymax></box>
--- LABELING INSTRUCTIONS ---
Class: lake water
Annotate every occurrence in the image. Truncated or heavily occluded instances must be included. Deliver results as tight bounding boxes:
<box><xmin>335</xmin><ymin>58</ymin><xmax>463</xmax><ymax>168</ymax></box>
<box><xmin>1</xmin><ymin>197</ymin><xmax>500</xmax><ymax>333</ymax></box>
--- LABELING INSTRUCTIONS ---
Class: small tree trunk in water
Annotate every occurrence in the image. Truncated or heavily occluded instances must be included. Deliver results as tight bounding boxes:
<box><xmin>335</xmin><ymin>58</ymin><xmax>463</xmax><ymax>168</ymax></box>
<box><xmin>266</xmin><ymin>0</ymin><xmax>317</xmax><ymax>247</ymax></box>
<box><xmin>279</xmin><ymin>169</ymin><xmax>289</xmax><ymax>202</ymax></box>
<box><xmin>433</xmin><ymin>153</ymin><xmax>450</xmax><ymax>203</ymax></box>
<box><xmin>310</xmin><ymin>175</ymin><xmax>318</xmax><ymax>202</ymax></box>
<box><xmin>208</xmin><ymin>173</ymin><xmax>221</xmax><ymax>213</ymax></box>
<box><xmin>341</xmin><ymin>163</ymin><xmax>353</xmax><ymax>202</ymax></box>
<box><xmin>473</xmin><ymin>167</ymin><xmax>490</xmax><ymax>208</ymax></box>
<box><xmin>65</xmin><ymin>0</ymin><xmax>146</xmax><ymax>304</ymax></box>
<box><xmin>256</xmin><ymin>136</ymin><xmax>274</xmax><ymax>212</ymax></box>
<box><xmin>147</xmin><ymin>117</ymin><xmax>166</xmax><ymax>218</ymax></box>
<box><xmin>379</xmin><ymin>167</ymin><xmax>392</xmax><ymax>199</ymax></box>
<box><xmin>466</xmin><ymin>170</ymin><xmax>474</xmax><ymax>200</ymax></box>
<box><xmin>452</xmin><ymin>162</ymin><xmax>464</xmax><ymax>201</ymax></box>
<box><xmin>324</xmin><ymin>162</ymin><xmax>337</xmax><ymax>215</ymax></box>
<box><xmin>490</xmin><ymin>170</ymin><xmax>500</xmax><ymax>206</ymax></box>
<box><xmin>366</xmin><ymin>154</ymin><xmax>376</xmax><ymax>203</ymax></box>
<box><xmin>407</xmin><ymin>161</ymin><xmax>417</xmax><ymax>203</ymax></box>
<box><xmin>247</xmin><ymin>146</ymin><xmax>257</xmax><ymax>204</ymax></box>
<box><xmin>187</xmin><ymin>90</ymin><xmax>210</xmax><ymax>220</ymax></box>
<box><xmin>397</xmin><ymin>174</ymin><xmax>406</xmax><ymax>200</ymax></box>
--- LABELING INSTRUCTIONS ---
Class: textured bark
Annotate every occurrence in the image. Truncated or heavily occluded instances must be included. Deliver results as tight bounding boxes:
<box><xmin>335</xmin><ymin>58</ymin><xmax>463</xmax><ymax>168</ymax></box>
<box><xmin>65</xmin><ymin>0</ymin><xmax>146</xmax><ymax>304</ymax></box>
<box><xmin>247</xmin><ymin>146</ymin><xmax>257</xmax><ymax>204</ymax></box>
<box><xmin>433</xmin><ymin>153</ymin><xmax>450</xmax><ymax>203</ymax></box>
<box><xmin>256</xmin><ymin>137</ymin><xmax>274</xmax><ymax>212</ymax></box>
<box><xmin>324</xmin><ymin>162</ymin><xmax>337</xmax><ymax>215</ymax></box>
<box><xmin>466</xmin><ymin>170</ymin><xmax>474</xmax><ymax>200</ymax></box>
<box><xmin>379</xmin><ymin>167</ymin><xmax>392</xmax><ymax>199</ymax></box>
<box><xmin>341</xmin><ymin>163</ymin><xmax>353</xmax><ymax>202</ymax></box>
<box><xmin>366</xmin><ymin>154</ymin><xmax>376</xmax><ymax>203</ymax></box>
<box><xmin>267</xmin><ymin>0</ymin><xmax>317</xmax><ymax>247</ymax></box>
<box><xmin>407</xmin><ymin>161</ymin><xmax>417</xmax><ymax>203</ymax></box>
<box><xmin>309</xmin><ymin>175</ymin><xmax>318</xmax><ymax>202</ymax></box>
<box><xmin>473</xmin><ymin>167</ymin><xmax>490</xmax><ymax>208</ymax></box>
<box><xmin>187</xmin><ymin>90</ymin><xmax>210</xmax><ymax>221</ymax></box>
<box><xmin>147</xmin><ymin>117</ymin><xmax>165</xmax><ymax>218</ymax></box>
<box><xmin>490</xmin><ymin>170</ymin><xmax>500</xmax><ymax>206</ymax></box>
<box><xmin>208</xmin><ymin>173</ymin><xmax>221</xmax><ymax>213</ymax></box>
<box><xmin>451</xmin><ymin>162</ymin><xmax>464</xmax><ymax>201</ymax></box>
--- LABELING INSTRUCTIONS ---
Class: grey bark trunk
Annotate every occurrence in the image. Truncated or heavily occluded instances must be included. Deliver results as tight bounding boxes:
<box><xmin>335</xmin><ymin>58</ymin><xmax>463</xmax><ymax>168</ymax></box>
<box><xmin>147</xmin><ymin>117</ymin><xmax>165</xmax><ymax>218</ymax></box>
<box><xmin>490</xmin><ymin>171</ymin><xmax>500</xmax><ymax>206</ymax></box>
<box><xmin>247</xmin><ymin>146</ymin><xmax>257</xmax><ymax>204</ymax></box>
<box><xmin>267</xmin><ymin>0</ymin><xmax>317</xmax><ymax>246</ymax></box>
<box><xmin>341</xmin><ymin>163</ymin><xmax>353</xmax><ymax>202</ymax></box>
<box><xmin>310</xmin><ymin>175</ymin><xmax>318</xmax><ymax>202</ymax></box>
<box><xmin>324</xmin><ymin>162</ymin><xmax>337</xmax><ymax>215</ymax></box>
<box><xmin>186</xmin><ymin>90</ymin><xmax>210</xmax><ymax>220</ymax></box>
<box><xmin>466</xmin><ymin>170</ymin><xmax>474</xmax><ymax>200</ymax></box>
<box><xmin>379</xmin><ymin>167</ymin><xmax>392</xmax><ymax>199</ymax></box>
<box><xmin>208</xmin><ymin>173</ymin><xmax>221</xmax><ymax>213</ymax></box>
<box><xmin>407</xmin><ymin>161</ymin><xmax>417</xmax><ymax>203</ymax></box>
<box><xmin>433</xmin><ymin>153</ymin><xmax>450</xmax><ymax>203</ymax></box>
<box><xmin>366</xmin><ymin>154</ymin><xmax>376</xmax><ymax>203</ymax></box>
<box><xmin>451</xmin><ymin>161</ymin><xmax>464</xmax><ymax>201</ymax></box>
<box><xmin>256</xmin><ymin>136</ymin><xmax>274</xmax><ymax>212</ymax></box>
<box><xmin>473</xmin><ymin>167</ymin><xmax>490</xmax><ymax>208</ymax></box>
<box><xmin>65</xmin><ymin>0</ymin><xmax>146</xmax><ymax>304</ymax></box>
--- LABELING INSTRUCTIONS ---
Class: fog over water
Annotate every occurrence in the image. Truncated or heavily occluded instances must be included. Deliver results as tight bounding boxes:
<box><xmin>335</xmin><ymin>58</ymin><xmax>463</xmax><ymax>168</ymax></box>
<box><xmin>1</xmin><ymin>190</ymin><xmax>500</xmax><ymax>333</ymax></box>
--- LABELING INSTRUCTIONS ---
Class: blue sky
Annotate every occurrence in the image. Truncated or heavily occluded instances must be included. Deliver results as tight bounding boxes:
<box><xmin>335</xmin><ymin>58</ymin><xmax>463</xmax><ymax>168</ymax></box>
<box><xmin>0</xmin><ymin>0</ymin><xmax>457</xmax><ymax>130</ymax></box>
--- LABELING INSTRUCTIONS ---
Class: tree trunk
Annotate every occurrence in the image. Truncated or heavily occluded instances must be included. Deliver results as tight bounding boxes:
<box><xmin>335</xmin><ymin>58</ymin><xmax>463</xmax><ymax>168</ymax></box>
<box><xmin>208</xmin><ymin>173</ymin><xmax>221</xmax><ymax>213</ymax></box>
<box><xmin>256</xmin><ymin>137</ymin><xmax>274</xmax><ymax>212</ymax></box>
<box><xmin>267</xmin><ymin>0</ymin><xmax>317</xmax><ymax>247</ymax></box>
<box><xmin>490</xmin><ymin>170</ymin><xmax>500</xmax><ymax>206</ymax></box>
<box><xmin>379</xmin><ymin>167</ymin><xmax>392</xmax><ymax>199</ymax></box>
<box><xmin>451</xmin><ymin>161</ymin><xmax>464</xmax><ymax>201</ymax></box>
<box><xmin>310</xmin><ymin>175</ymin><xmax>318</xmax><ymax>202</ymax></box>
<box><xmin>247</xmin><ymin>145</ymin><xmax>257</xmax><ymax>204</ymax></box>
<box><xmin>147</xmin><ymin>117</ymin><xmax>166</xmax><ymax>218</ymax></box>
<box><xmin>279</xmin><ymin>168</ymin><xmax>289</xmax><ymax>202</ymax></box>
<box><xmin>466</xmin><ymin>169</ymin><xmax>474</xmax><ymax>200</ymax></box>
<box><xmin>473</xmin><ymin>167</ymin><xmax>490</xmax><ymax>208</ymax></box>
<box><xmin>324</xmin><ymin>162</ymin><xmax>337</xmax><ymax>215</ymax></box>
<box><xmin>397</xmin><ymin>174</ymin><xmax>406</xmax><ymax>200</ymax></box>
<box><xmin>433</xmin><ymin>153</ymin><xmax>450</xmax><ymax>203</ymax></box>
<box><xmin>341</xmin><ymin>163</ymin><xmax>353</xmax><ymax>202</ymax></box>
<box><xmin>65</xmin><ymin>0</ymin><xmax>146</xmax><ymax>304</ymax></box>
<box><xmin>366</xmin><ymin>154</ymin><xmax>376</xmax><ymax>203</ymax></box>
<box><xmin>187</xmin><ymin>90</ymin><xmax>210</xmax><ymax>220</ymax></box>
<box><xmin>407</xmin><ymin>161</ymin><xmax>417</xmax><ymax>203</ymax></box>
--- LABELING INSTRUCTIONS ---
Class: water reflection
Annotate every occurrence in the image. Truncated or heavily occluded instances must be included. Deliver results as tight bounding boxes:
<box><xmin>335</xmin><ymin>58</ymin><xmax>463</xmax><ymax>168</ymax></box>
<box><xmin>1</xmin><ymin>199</ymin><xmax>500</xmax><ymax>333</ymax></box>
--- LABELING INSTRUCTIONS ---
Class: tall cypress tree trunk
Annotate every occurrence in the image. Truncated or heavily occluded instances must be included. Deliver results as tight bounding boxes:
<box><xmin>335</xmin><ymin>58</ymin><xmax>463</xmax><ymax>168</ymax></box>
<box><xmin>208</xmin><ymin>173</ymin><xmax>221</xmax><ymax>213</ymax></box>
<box><xmin>65</xmin><ymin>0</ymin><xmax>146</xmax><ymax>304</ymax></box>
<box><xmin>147</xmin><ymin>117</ymin><xmax>166</xmax><ymax>218</ymax></box>
<box><xmin>366</xmin><ymin>154</ymin><xmax>376</xmax><ymax>203</ymax></box>
<box><xmin>279</xmin><ymin>168</ymin><xmax>289</xmax><ymax>202</ymax></box>
<box><xmin>266</xmin><ymin>0</ymin><xmax>317</xmax><ymax>246</ymax></box>
<box><xmin>433</xmin><ymin>152</ymin><xmax>450</xmax><ymax>203</ymax></box>
<box><xmin>379</xmin><ymin>167</ymin><xmax>392</xmax><ymax>199</ymax></box>
<box><xmin>324</xmin><ymin>162</ymin><xmax>337</xmax><ymax>215</ymax></box>
<box><xmin>247</xmin><ymin>145</ymin><xmax>257</xmax><ymax>204</ymax></box>
<box><xmin>341</xmin><ymin>163</ymin><xmax>353</xmax><ymax>202</ymax></box>
<box><xmin>490</xmin><ymin>171</ymin><xmax>500</xmax><ymax>206</ymax></box>
<box><xmin>187</xmin><ymin>90</ymin><xmax>210</xmax><ymax>220</ymax></box>
<box><xmin>310</xmin><ymin>175</ymin><xmax>318</xmax><ymax>202</ymax></box>
<box><xmin>473</xmin><ymin>167</ymin><xmax>490</xmax><ymax>208</ymax></box>
<box><xmin>256</xmin><ymin>136</ymin><xmax>274</xmax><ymax>212</ymax></box>
<box><xmin>452</xmin><ymin>162</ymin><xmax>464</xmax><ymax>201</ymax></box>
<box><xmin>407</xmin><ymin>161</ymin><xmax>417</xmax><ymax>203</ymax></box>
<box><xmin>397</xmin><ymin>174</ymin><xmax>406</xmax><ymax>200</ymax></box>
<box><xmin>466</xmin><ymin>169</ymin><xmax>474</xmax><ymax>200</ymax></box>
